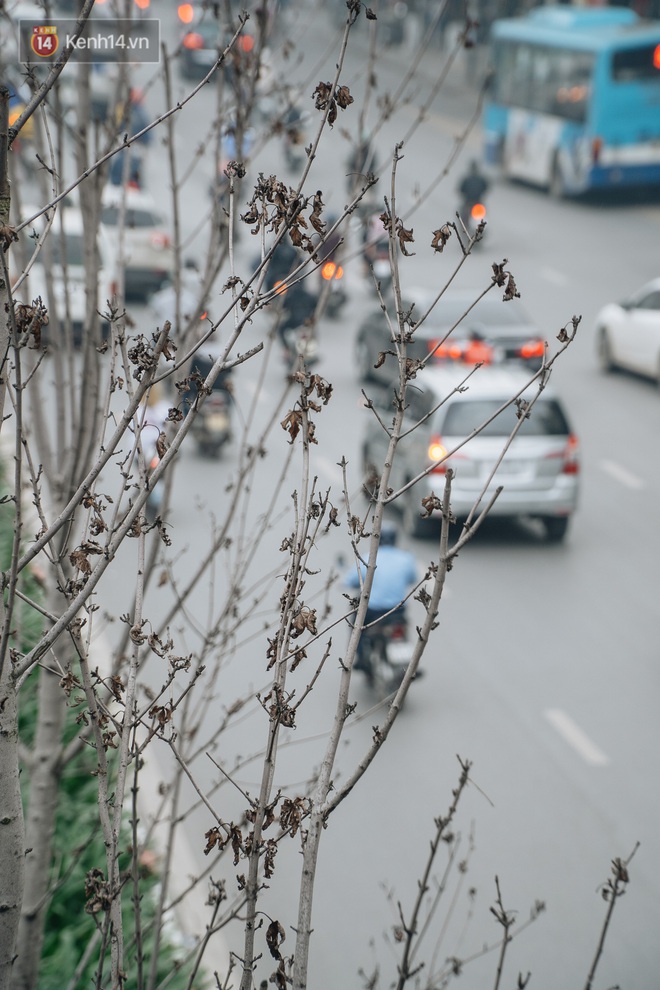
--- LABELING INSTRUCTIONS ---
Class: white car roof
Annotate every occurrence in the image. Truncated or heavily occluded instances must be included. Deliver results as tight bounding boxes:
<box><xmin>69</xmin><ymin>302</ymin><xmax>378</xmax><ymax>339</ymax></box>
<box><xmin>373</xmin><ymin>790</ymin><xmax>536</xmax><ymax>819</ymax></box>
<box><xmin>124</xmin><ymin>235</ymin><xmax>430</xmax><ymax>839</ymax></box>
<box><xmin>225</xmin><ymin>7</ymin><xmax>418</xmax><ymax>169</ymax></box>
<box><xmin>101</xmin><ymin>185</ymin><xmax>159</xmax><ymax>210</ymax></box>
<box><xmin>415</xmin><ymin>365</ymin><xmax>558</xmax><ymax>402</ymax></box>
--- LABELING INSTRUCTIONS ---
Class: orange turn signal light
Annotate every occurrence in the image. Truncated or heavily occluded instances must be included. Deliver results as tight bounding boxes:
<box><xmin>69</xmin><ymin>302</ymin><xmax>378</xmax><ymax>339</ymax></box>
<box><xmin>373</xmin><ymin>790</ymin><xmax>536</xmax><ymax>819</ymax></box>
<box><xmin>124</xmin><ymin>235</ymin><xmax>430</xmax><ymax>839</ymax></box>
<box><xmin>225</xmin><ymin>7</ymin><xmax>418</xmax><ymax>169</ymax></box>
<box><xmin>321</xmin><ymin>261</ymin><xmax>344</xmax><ymax>282</ymax></box>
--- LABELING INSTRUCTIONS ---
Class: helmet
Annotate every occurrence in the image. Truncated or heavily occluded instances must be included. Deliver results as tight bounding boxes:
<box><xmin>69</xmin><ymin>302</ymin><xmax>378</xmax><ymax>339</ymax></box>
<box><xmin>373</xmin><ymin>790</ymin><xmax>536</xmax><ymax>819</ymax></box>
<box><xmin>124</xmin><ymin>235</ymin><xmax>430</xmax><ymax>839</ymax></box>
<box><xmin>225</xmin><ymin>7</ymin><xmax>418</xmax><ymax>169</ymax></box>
<box><xmin>379</xmin><ymin>521</ymin><xmax>398</xmax><ymax>547</ymax></box>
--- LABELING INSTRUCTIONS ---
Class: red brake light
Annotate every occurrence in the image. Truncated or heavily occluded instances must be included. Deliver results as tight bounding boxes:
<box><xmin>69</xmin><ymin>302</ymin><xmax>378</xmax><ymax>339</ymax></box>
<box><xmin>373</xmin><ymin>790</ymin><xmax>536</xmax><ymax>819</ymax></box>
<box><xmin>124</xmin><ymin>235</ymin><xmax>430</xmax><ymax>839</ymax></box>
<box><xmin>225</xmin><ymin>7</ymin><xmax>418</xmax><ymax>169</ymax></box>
<box><xmin>518</xmin><ymin>340</ymin><xmax>545</xmax><ymax>360</ymax></box>
<box><xmin>135</xmin><ymin>0</ymin><xmax>150</xmax><ymax>8</ymax></box>
<box><xmin>546</xmin><ymin>435</ymin><xmax>580</xmax><ymax>474</ymax></box>
<box><xmin>462</xmin><ymin>339</ymin><xmax>493</xmax><ymax>365</ymax></box>
<box><xmin>150</xmin><ymin>232</ymin><xmax>171</xmax><ymax>250</ymax></box>
<box><xmin>654</xmin><ymin>44</ymin><xmax>660</xmax><ymax>70</ymax></box>
<box><xmin>471</xmin><ymin>202</ymin><xmax>487</xmax><ymax>221</ymax></box>
<box><xmin>178</xmin><ymin>3</ymin><xmax>195</xmax><ymax>23</ymax></box>
<box><xmin>238</xmin><ymin>34</ymin><xmax>255</xmax><ymax>53</ymax></box>
<box><xmin>592</xmin><ymin>137</ymin><xmax>603</xmax><ymax>165</ymax></box>
<box><xmin>427</xmin><ymin>340</ymin><xmax>463</xmax><ymax>361</ymax></box>
<box><xmin>562</xmin><ymin>434</ymin><xmax>580</xmax><ymax>475</ymax></box>
<box><xmin>428</xmin><ymin>436</ymin><xmax>447</xmax><ymax>472</ymax></box>
<box><xmin>183</xmin><ymin>31</ymin><xmax>204</xmax><ymax>50</ymax></box>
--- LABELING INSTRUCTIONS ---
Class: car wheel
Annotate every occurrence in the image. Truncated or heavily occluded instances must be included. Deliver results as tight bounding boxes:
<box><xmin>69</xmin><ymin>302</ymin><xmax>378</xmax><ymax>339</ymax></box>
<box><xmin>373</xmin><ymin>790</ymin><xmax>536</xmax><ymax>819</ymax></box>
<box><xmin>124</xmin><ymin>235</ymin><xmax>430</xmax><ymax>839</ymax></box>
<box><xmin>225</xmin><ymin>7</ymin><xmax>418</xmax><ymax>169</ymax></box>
<box><xmin>402</xmin><ymin>487</ymin><xmax>433</xmax><ymax>539</ymax></box>
<box><xmin>598</xmin><ymin>329</ymin><xmax>616</xmax><ymax>373</ymax></box>
<box><xmin>549</xmin><ymin>156</ymin><xmax>567</xmax><ymax>200</ymax></box>
<box><xmin>355</xmin><ymin>335</ymin><xmax>374</xmax><ymax>382</ymax></box>
<box><xmin>544</xmin><ymin>516</ymin><xmax>569</xmax><ymax>543</ymax></box>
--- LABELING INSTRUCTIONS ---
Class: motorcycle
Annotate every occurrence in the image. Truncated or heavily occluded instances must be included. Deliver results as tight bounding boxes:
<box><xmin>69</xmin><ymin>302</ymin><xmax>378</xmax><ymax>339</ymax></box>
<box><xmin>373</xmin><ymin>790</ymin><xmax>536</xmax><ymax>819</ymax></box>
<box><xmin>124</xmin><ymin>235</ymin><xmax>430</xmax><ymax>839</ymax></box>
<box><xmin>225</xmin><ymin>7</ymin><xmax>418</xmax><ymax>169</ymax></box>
<box><xmin>275</xmin><ymin>281</ymin><xmax>320</xmax><ymax>370</ymax></box>
<box><xmin>364</xmin><ymin>235</ymin><xmax>392</xmax><ymax>292</ymax></box>
<box><xmin>190</xmin><ymin>388</ymin><xmax>232</xmax><ymax>457</ymax></box>
<box><xmin>459</xmin><ymin>200</ymin><xmax>487</xmax><ymax>245</ymax></box>
<box><xmin>355</xmin><ymin>611</ymin><xmax>417</xmax><ymax>703</ymax></box>
<box><xmin>183</xmin><ymin>350</ymin><xmax>233</xmax><ymax>457</ymax></box>
<box><xmin>319</xmin><ymin>258</ymin><xmax>348</xmax><ymax>320</ymax></box>
<box><xmin>361</xmin><ymin>212</ymin><xmax>392</xmax><ymax>292</ymax></box>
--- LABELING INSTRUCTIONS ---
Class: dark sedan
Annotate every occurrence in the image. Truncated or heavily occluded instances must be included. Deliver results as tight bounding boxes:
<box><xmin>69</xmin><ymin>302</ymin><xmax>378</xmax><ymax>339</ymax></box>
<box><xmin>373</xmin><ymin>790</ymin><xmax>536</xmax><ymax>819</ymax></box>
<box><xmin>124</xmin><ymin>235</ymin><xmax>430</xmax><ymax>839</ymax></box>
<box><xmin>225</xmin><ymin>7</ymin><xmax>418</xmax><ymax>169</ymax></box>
<box><xmin>354</xmin><ymin>289</ymin><xmax>546</xmax><ymax>384</ymax></box>
<box><xmin>179</xmin><ymin>16</ymin><xmax>255</xmax><ymax>81</ymax></box>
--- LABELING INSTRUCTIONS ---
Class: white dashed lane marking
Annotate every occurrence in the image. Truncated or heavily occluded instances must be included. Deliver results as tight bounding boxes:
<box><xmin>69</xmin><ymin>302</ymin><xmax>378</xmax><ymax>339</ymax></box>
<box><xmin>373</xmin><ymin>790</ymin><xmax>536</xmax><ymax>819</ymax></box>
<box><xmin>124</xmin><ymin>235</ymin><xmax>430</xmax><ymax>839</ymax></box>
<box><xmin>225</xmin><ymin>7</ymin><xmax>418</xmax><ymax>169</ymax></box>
<box><xmin>600</xmin><ymin>460</ymin><xmax>645</xmax><ymax>491</ymax></box>
<box><xmin>544</xmin><ymin>708</ymin><xmax>610</xmax><ymax>767</ymax></box>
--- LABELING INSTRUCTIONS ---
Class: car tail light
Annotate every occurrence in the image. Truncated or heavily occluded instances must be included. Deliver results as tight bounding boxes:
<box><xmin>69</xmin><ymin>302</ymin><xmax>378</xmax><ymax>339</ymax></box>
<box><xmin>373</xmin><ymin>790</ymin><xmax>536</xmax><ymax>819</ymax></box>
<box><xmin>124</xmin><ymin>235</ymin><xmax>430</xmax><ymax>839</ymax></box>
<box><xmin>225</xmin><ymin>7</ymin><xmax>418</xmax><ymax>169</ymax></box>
<box><xmin>321</xmin><ymin>261</ymin><xmax>343</xmax><ymax>282</ymax></box>
<box><xmin>561</xmin><ymin>434</ymin><xmax>580</xmax><ymax>474</ymax></box>
<box><xmin>428</xmin><ymin>436</ymin><xmax>448</xmax><ymax>472</ymax></box>
<box><xmin>592</xmin><ymin>137</ymin><xmax>603</xmax><ymax>165</ymax></box>
<box><xmin>518</xmin><ymin>340</ymin><xmax>545</xmax><ymax>360</ymax></box>
<box><xmin>462</xmin><ymin>339</ymin><xmax>493</xmax><ymax>365</ymax></box>
<box><xmin>388</xmin><ymin>622</ymin><xmax>407</xmax><ymax>641</ymax></box>
<box><xmin>238</xmin><ymin>34</ymin><xmax>255</xmax><ymax>53</ymax></box>
<box><xmin>183</xmin><ymin>31</ymin><xmax>204</xmax><ymax>50</ymax></box>
<box><xmin>178</xmin><ymin>2</ymin><xmax>195</xmax><ymax>22</ymax></box>
<box><xmin>470</xmin><ymin>202</ymin><xmax>487</xmax><ymax>221</ymax></box>
<box><xmin>427</xmin><ymin>340</ymin><xmax>463</xmax><ymax>361</ymax></box>
<box><xmin>546</xmin><ymin>435</ymin><xmax>580</xmax><ymax>474</ymax></box>
<box><xmin>150</xmin><ymin>232</ymin><xmax>171</xmax><ymax>250</ymax></box>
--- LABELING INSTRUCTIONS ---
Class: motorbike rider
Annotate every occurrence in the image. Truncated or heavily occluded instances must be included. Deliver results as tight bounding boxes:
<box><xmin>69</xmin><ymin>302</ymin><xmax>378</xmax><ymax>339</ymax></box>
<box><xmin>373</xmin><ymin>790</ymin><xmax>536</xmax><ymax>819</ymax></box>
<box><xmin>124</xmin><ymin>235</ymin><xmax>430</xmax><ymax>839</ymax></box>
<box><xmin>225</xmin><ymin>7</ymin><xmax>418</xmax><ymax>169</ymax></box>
<box><xmin>344</xmin><ymin>521</ymin><xmax>417</xmax><ymax>672</ymax></box>
<box><xmin>458</xmin><ymin>158</ymin><xmax>489</xmax><ymax>210</ymax></box>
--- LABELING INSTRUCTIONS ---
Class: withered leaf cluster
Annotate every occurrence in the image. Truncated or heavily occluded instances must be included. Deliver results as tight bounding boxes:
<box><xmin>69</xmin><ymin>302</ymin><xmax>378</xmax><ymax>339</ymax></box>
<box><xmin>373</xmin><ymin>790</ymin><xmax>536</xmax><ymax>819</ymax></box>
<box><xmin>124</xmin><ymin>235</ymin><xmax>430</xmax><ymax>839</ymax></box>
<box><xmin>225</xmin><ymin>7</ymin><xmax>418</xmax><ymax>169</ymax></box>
<box><xmin>491</xmin><ymin>260</ymin><xmax>521</xmax><ymax>301</ymax></box>
<box><xmin>431</xmin><ymin>224</ymin><xmax>452</xmax><ymax>253</ymax></box>
<box><xmin>313</xmin><ymin>80</ymin><xmax>354</xmax><ymax>127</ymax></box>
<box><xmin>241</xmin><ymin>174</ymin><xmax>322</xmax><ymax>259</ymax></box>
<box><xmin>290</xmin><ymin>605</ymin><xmax>317</xmax><ymax>639</ymax></box>
<box><xmin>84</xmin><ymin>868</ymin><xmax>111</xmax><ymax>915</ymax></box>
<box><xmin>262</xmin><ymin>684</ymin><xmax>296</xmax><ymax>728</ymax></box>
<box><xmin>69</xmin><ymin>541</ymin><xmax>103</xmax><ymax>577</ymax></box>
<box><xmin>379</xmin><ymin>211</ymin><xmax>415</xmax><ymax>256</ymax></box>
<box><xmin>148</xmin><ymin>702</ymin><xmax>174</xmax><ymax>731</ymax></box>
<box><xmin>14</xmin><ymin>299</ymin><xmax>48</xmax><ymax>348</ymax></box>
<box><xmin>420</xmin><ymin>493</ymin><xmax>442</xmax><ymax>519</ymax></box>
<box><xmin>280</xmin><ymin>796</ymin><xmax>309</xmax><ymax>838</ymax></box>
<box><xmin>203</xmin><ymin>823</ymin><xmax>244</xmax><ymax>864</ymax></box>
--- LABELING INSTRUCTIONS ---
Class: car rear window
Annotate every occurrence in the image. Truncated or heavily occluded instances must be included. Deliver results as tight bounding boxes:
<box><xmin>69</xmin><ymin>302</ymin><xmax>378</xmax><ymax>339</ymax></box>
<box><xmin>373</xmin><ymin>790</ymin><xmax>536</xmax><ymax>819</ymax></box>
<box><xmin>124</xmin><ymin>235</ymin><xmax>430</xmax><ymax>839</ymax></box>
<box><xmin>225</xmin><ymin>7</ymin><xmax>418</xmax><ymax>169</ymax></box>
<box><xmin>421</xmin><ymin>296</ymin><xmax>530</xmax><ymax>330</ymax></box>
<box><xmin>101</xmin><ymin>206</ymin><xmax>159</xmax><ymax>228</ymax></box>
<box><xmin>441</xmin><ymin>398</ymin><xmax>570</xmax><ymax>437</ymax></box>
<box><xmin>49</xmin><ymin>233</ymin><xmax>84</xmax><ymax>267</ymax></box>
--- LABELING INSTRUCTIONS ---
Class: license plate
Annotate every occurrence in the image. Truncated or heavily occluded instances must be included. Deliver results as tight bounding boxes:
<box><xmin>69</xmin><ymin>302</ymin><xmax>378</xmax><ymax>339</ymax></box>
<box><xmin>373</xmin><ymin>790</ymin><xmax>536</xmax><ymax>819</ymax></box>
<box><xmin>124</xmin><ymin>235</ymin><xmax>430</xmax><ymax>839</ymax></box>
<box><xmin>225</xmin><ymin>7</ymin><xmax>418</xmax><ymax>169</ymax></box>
<box><xmin>483</xmin><ymin>459</ymin><xmax>524</xmax><ymax>477</ymax></box>
<box><xmin>387</xmin><ymin>642</ymin><xmax>413</xmax><ymax>664</ymax></box>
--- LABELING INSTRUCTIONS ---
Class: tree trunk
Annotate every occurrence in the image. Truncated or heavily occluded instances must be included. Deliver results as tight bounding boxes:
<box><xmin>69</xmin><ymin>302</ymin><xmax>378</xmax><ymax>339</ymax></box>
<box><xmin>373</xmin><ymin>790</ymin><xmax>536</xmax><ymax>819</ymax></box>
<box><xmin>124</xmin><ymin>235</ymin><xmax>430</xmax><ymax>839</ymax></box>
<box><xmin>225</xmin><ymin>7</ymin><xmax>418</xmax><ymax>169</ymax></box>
<box><xmin>0</xmin><ymin>667</ymin><xmax>24</xmax><ymax>990</ymax></box>
<box><xmin>10</xmin><ymin>658</ymin><xmax>66</xmax><ymax>990</ymax></box>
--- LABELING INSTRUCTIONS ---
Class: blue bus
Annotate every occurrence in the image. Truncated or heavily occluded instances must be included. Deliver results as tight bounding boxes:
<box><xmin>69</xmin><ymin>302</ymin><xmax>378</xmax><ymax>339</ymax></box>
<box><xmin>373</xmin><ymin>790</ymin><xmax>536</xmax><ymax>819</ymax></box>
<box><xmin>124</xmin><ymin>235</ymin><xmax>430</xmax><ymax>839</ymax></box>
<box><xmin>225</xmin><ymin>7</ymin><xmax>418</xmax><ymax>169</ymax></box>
<box><xmin>483</xmin><ymin>6</ymin><xmax>660</xmax><ymax>196</ymax></box>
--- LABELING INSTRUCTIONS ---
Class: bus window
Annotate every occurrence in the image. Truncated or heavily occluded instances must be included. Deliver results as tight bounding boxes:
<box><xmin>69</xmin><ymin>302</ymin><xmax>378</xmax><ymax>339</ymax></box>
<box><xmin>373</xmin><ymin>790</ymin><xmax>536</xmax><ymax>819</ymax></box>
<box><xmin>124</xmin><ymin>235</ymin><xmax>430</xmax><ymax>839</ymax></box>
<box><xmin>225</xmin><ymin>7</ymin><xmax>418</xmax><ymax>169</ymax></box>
<box><xmin>551</xmin><ymin>50</ymin><xmax>593</xmax><ymax>123</ymax></box>
<box><xmin>612</xmin><ymin>44</ymin><xmax>660</xmax><ymax>81</ymax></box>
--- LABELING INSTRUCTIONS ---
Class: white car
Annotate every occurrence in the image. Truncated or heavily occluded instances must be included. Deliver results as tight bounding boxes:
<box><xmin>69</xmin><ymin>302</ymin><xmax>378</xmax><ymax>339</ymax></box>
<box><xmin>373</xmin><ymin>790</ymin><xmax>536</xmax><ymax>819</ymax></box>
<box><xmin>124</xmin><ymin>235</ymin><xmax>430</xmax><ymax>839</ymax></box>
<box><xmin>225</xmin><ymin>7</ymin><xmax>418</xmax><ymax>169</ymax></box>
<box><xmin>16</xmin><ymin>204</ymin><xmax>117</xmax><ymax>346</ymax></box>
<box><xmin>100</xmin><ymin>186</ymin><xmax>175</xmax><ymax>302</ymax></box>
<box><xmin>596</xmin><ymin>278</ymin><xmax>660</xmax><ymax>383</ymax></box>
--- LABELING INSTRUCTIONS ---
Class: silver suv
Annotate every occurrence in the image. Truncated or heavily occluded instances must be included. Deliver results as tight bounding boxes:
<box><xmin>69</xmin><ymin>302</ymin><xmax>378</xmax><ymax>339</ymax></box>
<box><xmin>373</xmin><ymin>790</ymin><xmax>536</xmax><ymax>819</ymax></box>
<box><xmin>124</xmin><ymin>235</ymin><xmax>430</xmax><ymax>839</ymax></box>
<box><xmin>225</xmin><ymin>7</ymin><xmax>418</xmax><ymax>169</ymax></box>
<box><xmin>362</xmin><ymin>366</ymin><xmax>580</xmax><ymax>542</ymax></box>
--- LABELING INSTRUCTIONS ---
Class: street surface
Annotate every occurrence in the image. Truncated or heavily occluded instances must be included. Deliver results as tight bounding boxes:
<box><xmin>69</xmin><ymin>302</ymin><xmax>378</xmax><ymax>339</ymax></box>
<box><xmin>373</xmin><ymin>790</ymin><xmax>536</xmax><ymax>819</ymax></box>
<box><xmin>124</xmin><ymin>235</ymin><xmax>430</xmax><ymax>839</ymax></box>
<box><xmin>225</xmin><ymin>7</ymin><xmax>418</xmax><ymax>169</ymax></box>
<box><xmin>38</xmin><ymin>4</ymin><xmax>659</xmax><ymax>988</ymax></box>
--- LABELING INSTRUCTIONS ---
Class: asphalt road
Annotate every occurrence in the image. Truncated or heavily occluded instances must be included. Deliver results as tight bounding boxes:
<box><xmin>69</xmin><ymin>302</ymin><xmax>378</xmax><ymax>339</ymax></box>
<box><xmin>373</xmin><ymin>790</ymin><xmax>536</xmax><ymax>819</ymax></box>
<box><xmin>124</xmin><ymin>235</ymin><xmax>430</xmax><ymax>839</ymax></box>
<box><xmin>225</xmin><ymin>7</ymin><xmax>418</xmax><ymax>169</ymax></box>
<box><xmin>79</xmin><ymin>4</ymin><xmax>660</xmax><ymax>988</ymax></box>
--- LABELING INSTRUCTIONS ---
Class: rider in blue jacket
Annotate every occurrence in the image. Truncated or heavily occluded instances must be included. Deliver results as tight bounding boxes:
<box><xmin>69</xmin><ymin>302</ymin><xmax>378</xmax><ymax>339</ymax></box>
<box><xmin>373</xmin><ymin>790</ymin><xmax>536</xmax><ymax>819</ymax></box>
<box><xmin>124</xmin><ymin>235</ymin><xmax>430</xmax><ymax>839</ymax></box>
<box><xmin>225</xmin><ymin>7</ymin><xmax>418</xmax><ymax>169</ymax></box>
<box><xmin>345</xmin><ymin>522</ymin><xmax>417</xmax><ymax>669</ymax></box>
